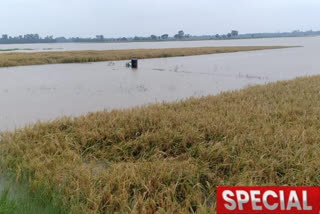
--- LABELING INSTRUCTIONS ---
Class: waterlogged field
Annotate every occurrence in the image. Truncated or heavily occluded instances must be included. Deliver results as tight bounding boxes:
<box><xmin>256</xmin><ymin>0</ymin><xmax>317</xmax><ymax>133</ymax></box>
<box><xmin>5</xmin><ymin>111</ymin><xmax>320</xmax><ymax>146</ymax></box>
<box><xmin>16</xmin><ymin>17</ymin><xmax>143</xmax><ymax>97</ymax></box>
<box><xmin>0</xmin><ymin>36</ymin><xmax>314</xmax><ymax>52</ymax></box>
<box><xmin>0</xmin><ymin>37</ymin><xmax>320</xmax><ymax>213</ymax></box>
<box><xmin>1</xmin><ymin>76</ymin><xmax>320</xmax><ymax>213</ymax></box>
<box><xmin>0</xmin><ymin>38</ymin><xmax>318</xmax><ymax>131</ymax></box>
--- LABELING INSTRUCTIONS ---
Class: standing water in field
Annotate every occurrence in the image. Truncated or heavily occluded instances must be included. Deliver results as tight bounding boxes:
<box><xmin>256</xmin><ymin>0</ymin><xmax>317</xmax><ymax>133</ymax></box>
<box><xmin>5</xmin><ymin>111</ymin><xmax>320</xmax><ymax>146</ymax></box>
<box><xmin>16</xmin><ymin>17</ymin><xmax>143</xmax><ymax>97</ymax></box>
<box><xmin>0</xmin><ymin>36</ymin><xmax>315</xmax><ymax>52</ymax></box>
<box><xmin>0</xmin><ymin>36</ymin><xmax>320</xmax><ymax>130</ymax></box>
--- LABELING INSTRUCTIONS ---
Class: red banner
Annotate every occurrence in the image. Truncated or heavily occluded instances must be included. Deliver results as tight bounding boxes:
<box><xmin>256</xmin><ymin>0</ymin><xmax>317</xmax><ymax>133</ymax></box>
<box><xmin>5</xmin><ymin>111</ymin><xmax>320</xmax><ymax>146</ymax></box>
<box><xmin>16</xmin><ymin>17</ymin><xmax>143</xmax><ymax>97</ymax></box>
<box><xmin>217</xmin><ymin>187</ymin><xmax>320</xmax><ymax>214</ymax></box>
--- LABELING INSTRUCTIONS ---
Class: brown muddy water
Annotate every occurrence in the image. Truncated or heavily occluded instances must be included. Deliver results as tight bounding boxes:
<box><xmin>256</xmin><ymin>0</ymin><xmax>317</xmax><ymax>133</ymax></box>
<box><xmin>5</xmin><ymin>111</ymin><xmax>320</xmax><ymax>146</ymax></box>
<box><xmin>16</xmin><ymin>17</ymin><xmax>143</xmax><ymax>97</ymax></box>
<box><xmin>0</xmin><ymin>37</ymin><xmax>320</xmax><ymax>130</ymax></box>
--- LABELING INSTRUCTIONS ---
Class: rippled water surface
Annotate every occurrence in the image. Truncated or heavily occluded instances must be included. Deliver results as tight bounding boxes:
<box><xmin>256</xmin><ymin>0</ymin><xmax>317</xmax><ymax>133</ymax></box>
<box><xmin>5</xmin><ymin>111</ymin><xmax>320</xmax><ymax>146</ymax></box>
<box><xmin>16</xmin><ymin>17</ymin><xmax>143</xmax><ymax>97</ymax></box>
<box><xmin>0</xmin><ymin>37</ymin><xmax>320</xmax><ymax>130</ymax></box>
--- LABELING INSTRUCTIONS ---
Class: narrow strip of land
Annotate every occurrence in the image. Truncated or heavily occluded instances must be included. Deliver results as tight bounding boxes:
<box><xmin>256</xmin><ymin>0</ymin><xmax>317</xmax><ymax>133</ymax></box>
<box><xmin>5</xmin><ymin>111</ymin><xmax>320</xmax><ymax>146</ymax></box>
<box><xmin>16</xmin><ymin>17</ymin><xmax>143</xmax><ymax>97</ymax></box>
<box><xmin>0</xmin><ymin>46</ymin><xmax>292</xmax><ymax>68</ymax></box>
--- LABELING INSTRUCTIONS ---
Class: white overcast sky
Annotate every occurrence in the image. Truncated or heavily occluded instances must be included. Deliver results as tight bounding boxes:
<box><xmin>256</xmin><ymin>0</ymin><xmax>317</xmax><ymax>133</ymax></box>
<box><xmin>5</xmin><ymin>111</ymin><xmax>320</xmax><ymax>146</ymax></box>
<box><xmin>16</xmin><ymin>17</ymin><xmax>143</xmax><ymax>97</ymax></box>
<box><xmin>1</xmin><ymin>0</ymin><xmax>320</xmax><ymax>38</ymax></box>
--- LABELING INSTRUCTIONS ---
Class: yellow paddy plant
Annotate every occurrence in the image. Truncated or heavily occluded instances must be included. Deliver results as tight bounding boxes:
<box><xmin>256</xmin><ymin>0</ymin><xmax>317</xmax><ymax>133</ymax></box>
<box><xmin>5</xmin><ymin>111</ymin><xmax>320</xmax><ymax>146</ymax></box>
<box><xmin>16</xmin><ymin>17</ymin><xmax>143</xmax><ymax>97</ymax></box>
<box><xmin>1</xmin><ymin>75</ymin><xmax>320</xmax><ymax>213</ymax></box>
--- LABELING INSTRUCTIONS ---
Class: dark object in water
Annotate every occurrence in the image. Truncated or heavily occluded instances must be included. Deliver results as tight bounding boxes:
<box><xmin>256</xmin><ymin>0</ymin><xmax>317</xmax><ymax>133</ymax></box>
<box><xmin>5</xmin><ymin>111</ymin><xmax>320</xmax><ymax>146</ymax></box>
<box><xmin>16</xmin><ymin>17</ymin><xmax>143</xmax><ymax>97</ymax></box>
<box><xmin>131</xmin><ymin>57</ymin><xmax>138</xmax><ymax>68</ymax></box>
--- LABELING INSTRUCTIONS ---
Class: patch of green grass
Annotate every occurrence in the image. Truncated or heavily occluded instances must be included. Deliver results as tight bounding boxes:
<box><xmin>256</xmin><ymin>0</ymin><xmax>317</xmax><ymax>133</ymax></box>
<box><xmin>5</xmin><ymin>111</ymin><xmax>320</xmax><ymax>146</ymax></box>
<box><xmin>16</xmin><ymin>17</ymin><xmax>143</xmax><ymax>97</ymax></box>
<box><xmin>0</xmin><ymin>174</ymin><xmax>67</xmax><ymax>214</ymax></box>
<box><xmin>0</xmin><ymin>190</ymin><xmax>16</xmax><ymax>214</ymax></box>
<box><xmin>0</xmin><ymin>189</ymin><xmax>64</xmax><ymax>214</ymax></box>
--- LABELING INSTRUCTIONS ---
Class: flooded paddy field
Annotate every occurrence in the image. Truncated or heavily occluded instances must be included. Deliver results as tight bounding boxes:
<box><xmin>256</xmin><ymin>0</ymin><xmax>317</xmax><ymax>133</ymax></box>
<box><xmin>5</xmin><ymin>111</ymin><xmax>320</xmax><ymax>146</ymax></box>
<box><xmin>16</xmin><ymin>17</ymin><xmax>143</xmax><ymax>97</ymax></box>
<box><xmin>0</xmin><ymin>36</ymin><xmax>319</xmax><ymax>130</ymax></box>
<box><xmin>0</xmin><ymin>36</ymin><xmax>316</xmax><ymax>52</ymax></box>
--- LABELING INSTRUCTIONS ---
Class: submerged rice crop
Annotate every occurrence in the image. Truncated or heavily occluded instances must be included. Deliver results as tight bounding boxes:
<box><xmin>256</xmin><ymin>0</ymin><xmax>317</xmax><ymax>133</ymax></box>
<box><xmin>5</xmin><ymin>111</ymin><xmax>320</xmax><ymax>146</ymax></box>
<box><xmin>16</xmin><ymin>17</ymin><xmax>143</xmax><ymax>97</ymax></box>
<box><xmin>1</xmin><ymin>75</ymin><xmax>319</xmax><ymax>213</ymax></box>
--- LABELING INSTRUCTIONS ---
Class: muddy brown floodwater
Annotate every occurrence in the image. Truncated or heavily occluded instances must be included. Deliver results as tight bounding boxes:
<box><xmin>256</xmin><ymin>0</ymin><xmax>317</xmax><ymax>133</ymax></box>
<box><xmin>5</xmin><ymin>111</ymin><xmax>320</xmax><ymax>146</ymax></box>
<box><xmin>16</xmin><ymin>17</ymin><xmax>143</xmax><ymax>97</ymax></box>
<box><xmin>0</xmin><ymin>36</ymin><xmax>320</xmax><ymax>130</ymax></box>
